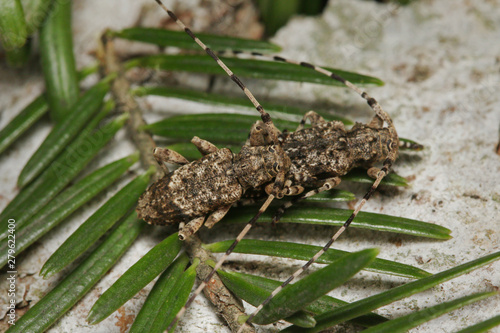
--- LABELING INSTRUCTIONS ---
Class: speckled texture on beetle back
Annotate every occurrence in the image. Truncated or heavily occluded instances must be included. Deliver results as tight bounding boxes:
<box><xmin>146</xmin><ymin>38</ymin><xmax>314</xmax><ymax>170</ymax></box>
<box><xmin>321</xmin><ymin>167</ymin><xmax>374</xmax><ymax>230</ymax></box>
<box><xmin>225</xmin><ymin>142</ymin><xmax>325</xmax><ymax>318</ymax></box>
<box><xmin>136</xmin><ymin>148</ymin><xmax>242</xmax><ymax>225</ymax></box>
<box><xmin>136</xmin><ymin>144</ymin><xmax>289</xmax><ymax>226</ymax></box>
<box><xmin>281</xmin><ymin>122</ymin><xmax>393</xmax><ymax>185</ymax></box>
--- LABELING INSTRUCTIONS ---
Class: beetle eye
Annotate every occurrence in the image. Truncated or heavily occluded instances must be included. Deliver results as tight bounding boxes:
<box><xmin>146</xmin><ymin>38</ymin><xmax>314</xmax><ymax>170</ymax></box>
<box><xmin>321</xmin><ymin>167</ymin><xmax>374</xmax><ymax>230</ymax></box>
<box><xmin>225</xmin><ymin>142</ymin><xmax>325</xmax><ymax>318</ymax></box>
<box><xmin>273</xmin><ymin>162</ymin><xmax>280</xmax><ymax>172</ymax></box>
<box><xmin>268</xmin><ymin>146</ymin><xmax>276</xmax><ymax>153</ymax></box>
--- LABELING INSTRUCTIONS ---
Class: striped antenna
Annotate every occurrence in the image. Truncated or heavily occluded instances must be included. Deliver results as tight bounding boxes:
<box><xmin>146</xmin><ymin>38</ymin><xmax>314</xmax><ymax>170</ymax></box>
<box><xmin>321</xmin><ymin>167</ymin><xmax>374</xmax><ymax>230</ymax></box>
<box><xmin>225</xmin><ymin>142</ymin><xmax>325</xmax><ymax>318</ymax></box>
<box><xmin>220</xmin><ymin>50</ymin><xmax>398</xmax><ymax>156</ymax></box>
<box><xmin>153</xmin><ymin>1</ymin><xmax>284</xmax><ymax>332</ymax></box>
<box><xmin>154</xmin><ymin>0</ymin><xmax>279</xmax><ymax>145</ymax></box>
<box><xmin>154</xmin><ymin>1</ymin><xmax>399</xmax><ymax>331</ymax></box>
<box><xmin>234</xmin><ymin>53</ymin><xmax>399</xmax><ymax>332</ymax></box>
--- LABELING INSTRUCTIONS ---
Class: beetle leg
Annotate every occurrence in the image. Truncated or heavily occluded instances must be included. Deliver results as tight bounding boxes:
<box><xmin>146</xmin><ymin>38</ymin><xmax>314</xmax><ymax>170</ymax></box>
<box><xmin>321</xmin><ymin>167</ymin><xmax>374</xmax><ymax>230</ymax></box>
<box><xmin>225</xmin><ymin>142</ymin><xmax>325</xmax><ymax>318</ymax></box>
<box><xmin>178</xmin><ymin>216</ymin><xmax>205</xmax><ymax>241</ymax></box>
<box><xmin>191</xmin><ymin>136</ymin><xmax>218</xmax><ymax>155</ymax></box>
<box><xmin>272</xmin><ymin>177</ymin><xmax>342</xmax><ymax>224</ymax></box>
<box><xmin>153</xmin><ymin>147</ymin><xmax>189</xmax><ymax>172</ymax></box>
<box><xmin>204</xmin><ymin>205</ymin><xmax>232</xmax><ymax>229</ymax></box>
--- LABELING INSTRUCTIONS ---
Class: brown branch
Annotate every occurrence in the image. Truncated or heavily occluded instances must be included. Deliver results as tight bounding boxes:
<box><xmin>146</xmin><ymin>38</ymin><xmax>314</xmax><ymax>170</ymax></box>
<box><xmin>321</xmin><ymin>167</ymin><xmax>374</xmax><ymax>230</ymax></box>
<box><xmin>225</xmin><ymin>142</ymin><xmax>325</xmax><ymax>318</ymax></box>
<box><xmin>99</xmin><ymin>32</ymin><xmax>253</xmax><ymax>332</ymax></box>
<box><xmin>184</xmin><ymin>235</ymin><xmax>255</xmax><ymax>333</ymax></box>
<box><xmin>99</xmin><ymin>31</ymin><xmax>163</xmax><ymax>181</ymax></box>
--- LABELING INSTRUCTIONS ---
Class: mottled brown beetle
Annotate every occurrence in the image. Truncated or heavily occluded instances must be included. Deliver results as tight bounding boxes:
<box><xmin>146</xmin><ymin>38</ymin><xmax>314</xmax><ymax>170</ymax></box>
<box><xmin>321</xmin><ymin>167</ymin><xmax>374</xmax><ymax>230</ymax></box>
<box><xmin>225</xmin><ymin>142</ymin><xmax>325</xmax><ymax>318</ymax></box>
<box><xmin>248</xmin><ymin>112</ymin><xmax>423</xmax><ymax>224</ymax></box>
<box><xmin>136</xmin><ymin>137</ymin><xmax>290</xmax><ymax>240</ymax></box>
<box><xmin>138</xmin><ymin>1</ymin><xmax>296</xmax><ymax>328</ymax></box>
<box><xmin>148</xmin><ymin>1</ymin><xmax>403</xmax><ymax>331</ymax></box>
<box><xmin>248</xmin><ymin>112</ymin><xmax>396</xmax><ymax>222</ymax></box>
<box><xmin>236</xmin><ymin>97</ymin><xmax>400</xmax><ymax>328</ymax></box>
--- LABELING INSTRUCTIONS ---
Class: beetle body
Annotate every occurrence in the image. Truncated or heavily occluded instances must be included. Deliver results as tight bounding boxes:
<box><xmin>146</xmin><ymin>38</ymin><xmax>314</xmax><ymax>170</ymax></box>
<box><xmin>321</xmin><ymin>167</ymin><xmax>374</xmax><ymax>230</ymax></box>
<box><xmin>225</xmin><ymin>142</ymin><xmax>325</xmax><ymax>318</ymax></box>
<box><xmin>136</xmin><ymin>143</ymin><xmax>290</xmax><ymax>239</ymax></box>
<box><xmin>283</xmin><ymin>121</ymin><xmax>395</xmax><ymax>185</ymax></box>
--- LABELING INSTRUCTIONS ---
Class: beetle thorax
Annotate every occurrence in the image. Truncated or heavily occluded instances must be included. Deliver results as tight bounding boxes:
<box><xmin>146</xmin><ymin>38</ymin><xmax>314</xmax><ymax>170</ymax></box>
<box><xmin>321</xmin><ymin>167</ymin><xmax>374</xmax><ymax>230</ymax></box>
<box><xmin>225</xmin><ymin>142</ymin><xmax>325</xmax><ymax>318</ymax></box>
<box><xmin>347</xmin><ymin>123</ymin><xmax>395</xmax><ymax>167</ymax></box>
<box><xmin>234</xmin><ymin>145</ymin><xmax>290</xmax><ymax>190</ymax></box>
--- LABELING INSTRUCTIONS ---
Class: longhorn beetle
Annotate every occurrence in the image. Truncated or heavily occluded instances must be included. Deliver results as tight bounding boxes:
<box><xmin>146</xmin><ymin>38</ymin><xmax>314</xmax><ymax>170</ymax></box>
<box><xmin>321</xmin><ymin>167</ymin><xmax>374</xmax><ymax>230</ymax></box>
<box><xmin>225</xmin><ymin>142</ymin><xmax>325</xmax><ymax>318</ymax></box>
<box><xmin>145</xmin><ymin>1</ymin><xmax>400</xmax><ymax>331</ymax></box>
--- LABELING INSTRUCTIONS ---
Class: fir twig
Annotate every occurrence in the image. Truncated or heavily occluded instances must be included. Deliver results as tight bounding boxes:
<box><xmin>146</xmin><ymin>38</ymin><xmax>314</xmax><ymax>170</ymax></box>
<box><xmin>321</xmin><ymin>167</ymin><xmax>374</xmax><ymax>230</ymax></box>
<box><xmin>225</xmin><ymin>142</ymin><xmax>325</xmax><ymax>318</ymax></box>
<box><xmin>99</xmin><ymin>31</ymin><xmax>250</xmax><ymax>331</ymax></box>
